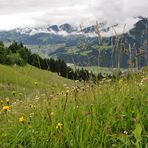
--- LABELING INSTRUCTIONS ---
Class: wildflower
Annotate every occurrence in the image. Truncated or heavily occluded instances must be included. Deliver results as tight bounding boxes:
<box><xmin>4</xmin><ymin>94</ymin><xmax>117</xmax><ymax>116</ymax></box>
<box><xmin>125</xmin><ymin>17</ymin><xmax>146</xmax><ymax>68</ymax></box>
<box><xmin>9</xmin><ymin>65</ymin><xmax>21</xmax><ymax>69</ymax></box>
<box><xmin>29</xmin><ymin>113</ymin><xmax>34</xmax><ymax>118</ymax></box>
<box><xmin>81</xmin><ymin>87</ymin><xmax>85</xmax><ymax>91</ymax></box>
<box><xmin>2</xmin><ymin>106</ymin><xmax>10</xmax><ymax>112</ymax></box>
<box><xmin>6</xmin><ymin>98</ymin><xmax>11</xmax><ymax>104</ymax></box>
<box><xmin>123</xmin><ymin>131</ymin><xmax>128</xmax><ymax>135</ymax></box>
<box><xmin>19</xmin><ymin>116</ymin><xmax>25</xmax><ymax>123</ymax></box>
<box><xmin>0</xmin><ymin>100</ymin><xmax>3</xmax><ymax>105</ymax></box>
<box><xmin>50</xmin><ymin>95</ymin><xmax>54</xmax><ymax>99</ymax></box>
<box><xmin>63</xmin><ymin>84</ymin><xmax>67</xmax><ymax>87</ymax></box>
<box><xmin>73</xmin><ymin>105</ymin><xmax>79</xmax><ymax>110</ymax></box>
<box><xmin>34</xmin><ymin>82</ymin><xmax>38</xmax><ymax>86</ymax></box>
<box><xmin>29</xmin><ymin>104</ymin><xmax>33</xmax><ymax>108</ymax></box>
<box><xmin>18</xmin><ymin>93</ymin><xmax>23</xmax><ymax>96</ymax></box>
<box><xmin>66</xmin><ymin>86</ymin><xmax>69</xmax><ymax>89</ymax></box>
<box><xmin>28</xmin><ymin>125</ymin><xmax>32</xmax><ymax>129</ymax></box>
<box><xmin>35</xmin><ymin>95</ymin><xmax>39</xmax><ymax>100</ymax></box>
<box><xmin>50</xmin><ymin>111</ymin><xmax>54</xmax><ymax>116</ymax></box>
<box><xmin>66</xmin><ymin>90</ymin><xmax>70</xmax><ymax>95</ymax></box>
<box><xmin>12</xmin><ymin>91</ymin><xmax>16</xmax><ymax>96</ymax></box>
<box><xmin>41</xmin><ymin>94</ymin><xmax>46</xmax><ymax>97</ymax></box>
<box><xmin>139</xmin><ymin>81</ymin><xmax>144</xmax><ymax>87</ymax></box>
<box><xmin>56</xmin><ymin>122</ymin><xmax>63</xmax><ymax>130</ymax></box>
<box><xmin>75</xmin><ymin>80</ymin><xmax>79</xmax><ymax>83</ymax></box>
<box><xmin>106</xmin><ymin>79</ymin><xmax>112</xmax><ymax>83</ymax></box>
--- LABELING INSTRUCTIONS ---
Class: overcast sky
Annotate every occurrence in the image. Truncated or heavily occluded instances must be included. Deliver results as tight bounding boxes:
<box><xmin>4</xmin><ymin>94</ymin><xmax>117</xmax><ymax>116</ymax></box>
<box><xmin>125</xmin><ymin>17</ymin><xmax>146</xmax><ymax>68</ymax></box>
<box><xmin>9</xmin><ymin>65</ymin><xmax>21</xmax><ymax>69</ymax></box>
<box><xmin>0</xmin><ymin>0</ymin><xmax>148</xmax><ymax>31</ymax></box>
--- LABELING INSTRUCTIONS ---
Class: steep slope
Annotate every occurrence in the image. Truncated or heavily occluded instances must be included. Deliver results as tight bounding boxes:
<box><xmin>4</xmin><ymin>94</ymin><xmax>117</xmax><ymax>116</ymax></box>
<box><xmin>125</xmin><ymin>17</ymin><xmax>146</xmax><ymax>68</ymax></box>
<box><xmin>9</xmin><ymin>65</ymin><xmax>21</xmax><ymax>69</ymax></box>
<box><xmin>0</xmin><ymin>64</ymin><xmax>72</xmax><ymax>97</ymax></box>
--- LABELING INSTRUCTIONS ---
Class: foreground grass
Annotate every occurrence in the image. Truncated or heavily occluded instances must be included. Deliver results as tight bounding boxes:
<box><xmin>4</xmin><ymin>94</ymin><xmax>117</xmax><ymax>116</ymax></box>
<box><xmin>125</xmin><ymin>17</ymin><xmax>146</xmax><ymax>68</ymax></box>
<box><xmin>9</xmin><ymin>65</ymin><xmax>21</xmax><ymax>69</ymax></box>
<box><xmin>0</xmin><ymin>67</ymin><xmax>148</xmax><ymax>147</ymax></box>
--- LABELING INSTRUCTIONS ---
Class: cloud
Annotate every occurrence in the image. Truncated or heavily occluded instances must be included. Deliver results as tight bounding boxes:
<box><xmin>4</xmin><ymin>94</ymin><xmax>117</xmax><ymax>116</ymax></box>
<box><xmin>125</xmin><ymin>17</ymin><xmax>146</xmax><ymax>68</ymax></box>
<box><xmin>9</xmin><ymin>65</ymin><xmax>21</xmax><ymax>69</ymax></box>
<box><xmin>0</xmin><ymin>0</ymin><xmax>148</xmax><ymax>31</ymax></box>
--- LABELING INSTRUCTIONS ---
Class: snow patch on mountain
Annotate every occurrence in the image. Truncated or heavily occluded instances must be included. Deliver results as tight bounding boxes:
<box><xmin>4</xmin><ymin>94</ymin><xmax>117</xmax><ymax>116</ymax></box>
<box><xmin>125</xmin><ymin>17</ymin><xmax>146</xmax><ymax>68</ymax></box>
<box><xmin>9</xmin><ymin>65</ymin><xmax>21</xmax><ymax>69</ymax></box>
<box><xmin>13</xmin><ymin>23</ymin><xmax>112</xmax><ymax>37</ymax></box>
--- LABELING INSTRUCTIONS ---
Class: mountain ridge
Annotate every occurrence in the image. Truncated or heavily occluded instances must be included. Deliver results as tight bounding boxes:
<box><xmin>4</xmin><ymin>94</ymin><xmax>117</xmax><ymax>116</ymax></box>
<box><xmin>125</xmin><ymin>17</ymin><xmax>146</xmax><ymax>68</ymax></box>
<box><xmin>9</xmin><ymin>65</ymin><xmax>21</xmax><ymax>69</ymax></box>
<box><xmin>1</xmin><ymin>23</ymin><xmax>110</xmax><ymax>36</ymax></box>
<box><xmin>0</xmin><ymin>18</ymin><xmax>147</xmax><ymax>68</ymax></box>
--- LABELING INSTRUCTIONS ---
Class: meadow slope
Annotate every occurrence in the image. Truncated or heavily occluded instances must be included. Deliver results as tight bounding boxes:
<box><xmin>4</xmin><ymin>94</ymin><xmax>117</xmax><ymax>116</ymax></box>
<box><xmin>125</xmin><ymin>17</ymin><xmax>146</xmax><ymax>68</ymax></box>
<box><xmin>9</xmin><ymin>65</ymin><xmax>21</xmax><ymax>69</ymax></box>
<box><xmin>0</xmin><ymin>64</ymin><xmax>72</xmax><ymax>97</ymax></box>
<box><xmin>0</xmin><ymin>65</ymin><xmax>148</xmax><ymax>147</ymax></box>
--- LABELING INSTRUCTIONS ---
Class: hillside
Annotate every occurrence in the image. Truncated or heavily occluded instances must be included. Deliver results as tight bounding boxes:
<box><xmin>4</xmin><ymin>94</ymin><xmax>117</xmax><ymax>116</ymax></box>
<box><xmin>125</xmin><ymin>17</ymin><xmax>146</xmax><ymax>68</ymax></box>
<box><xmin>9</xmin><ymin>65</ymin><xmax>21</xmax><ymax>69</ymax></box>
<box><xmin>0</xmin><ymin>18</ymin><xmax>148</xmax><ymax>68</ymax></box>
<box><xmin>0</xmin><ymin>64</ymin><xmax>72</xmax><ymax>97</ymax></box>
<box><xmin>0</xmin><ymin>66</ymin><xmax>147</xmax><ymax>147</ymax></box>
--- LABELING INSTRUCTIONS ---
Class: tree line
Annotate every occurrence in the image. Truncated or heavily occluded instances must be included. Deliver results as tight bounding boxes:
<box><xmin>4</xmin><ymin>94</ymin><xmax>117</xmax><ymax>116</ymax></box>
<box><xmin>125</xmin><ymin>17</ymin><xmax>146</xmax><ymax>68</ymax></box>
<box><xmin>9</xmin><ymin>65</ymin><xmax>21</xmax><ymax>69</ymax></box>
<box><xmin>0</xmin><ymin>41</ymin><xmax>115</xmax><ymax>81</ymax></box>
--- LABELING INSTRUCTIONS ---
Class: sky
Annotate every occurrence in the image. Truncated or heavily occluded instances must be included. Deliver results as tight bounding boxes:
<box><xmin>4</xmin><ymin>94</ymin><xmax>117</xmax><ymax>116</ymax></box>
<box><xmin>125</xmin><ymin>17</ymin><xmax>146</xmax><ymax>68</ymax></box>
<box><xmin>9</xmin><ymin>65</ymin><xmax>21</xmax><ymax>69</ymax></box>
<box><xmin>0</xmin><ymin>0</ymin><xmax>148</xmax><ymax>31</ymax></box>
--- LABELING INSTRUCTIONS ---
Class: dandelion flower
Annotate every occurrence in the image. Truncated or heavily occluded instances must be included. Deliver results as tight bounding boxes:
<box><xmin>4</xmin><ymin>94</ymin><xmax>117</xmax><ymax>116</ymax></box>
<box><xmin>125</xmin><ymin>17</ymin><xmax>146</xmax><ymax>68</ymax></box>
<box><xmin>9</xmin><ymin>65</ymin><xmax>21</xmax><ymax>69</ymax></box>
<box><xmin>2</xmin><ymin>106</ymin><xmax>10</xmax><ymax>112</ymax></box>
<box><xmin>19</xmin><ymin>116</ymin><xmax>25</xmax><ymax>123</ymax></box>
<box><xmin>56</xmin><ymin>122</ymin><xmax>63</xmax><ymax>130</ymax></box>
<box><xmin>50</xmin><ymin>111</ymin><xmax>54</xmax><ymax>116</ymax></box>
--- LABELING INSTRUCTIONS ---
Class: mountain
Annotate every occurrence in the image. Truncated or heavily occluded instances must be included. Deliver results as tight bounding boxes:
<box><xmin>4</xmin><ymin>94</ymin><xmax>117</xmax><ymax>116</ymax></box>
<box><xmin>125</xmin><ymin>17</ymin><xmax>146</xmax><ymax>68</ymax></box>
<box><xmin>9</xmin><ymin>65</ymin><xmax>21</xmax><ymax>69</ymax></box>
<box><xmin>13</xmin><ymin>24</ymin><xmax>79</xmax><ymax>36</ymax></box>
<box><xmin>0</xmin><ymin>23</ymin><xmax>99</xmax><ymax>46</ymax></box>
<box><xmin>0</xmin><ymin>18</ymin><xmax>147</xmax><ymax>68</ymax></box>
<box><xmin>0</xmin><ymin>23</ymin><xmax>109</xmax><ymax>48</ymax></box>
<box><xmin>0</xmin><ymin>23</ymin><xmax>109</xmax><ymax>36</ymax></box>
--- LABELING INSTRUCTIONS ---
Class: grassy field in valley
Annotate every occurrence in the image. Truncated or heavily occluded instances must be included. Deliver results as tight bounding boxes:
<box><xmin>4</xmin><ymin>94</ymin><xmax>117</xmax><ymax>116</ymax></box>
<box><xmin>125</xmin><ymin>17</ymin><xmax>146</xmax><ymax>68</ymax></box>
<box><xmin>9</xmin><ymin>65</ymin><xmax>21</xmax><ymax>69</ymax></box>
<box><xmin>69</xmin><ymin>64</ymin><xmax>113</xmax><ymax>74</ymax></box>
<box><xmin>0</xmin><ymin>65</ymin><xmax>148</xmax><ymax>147</ymax></box>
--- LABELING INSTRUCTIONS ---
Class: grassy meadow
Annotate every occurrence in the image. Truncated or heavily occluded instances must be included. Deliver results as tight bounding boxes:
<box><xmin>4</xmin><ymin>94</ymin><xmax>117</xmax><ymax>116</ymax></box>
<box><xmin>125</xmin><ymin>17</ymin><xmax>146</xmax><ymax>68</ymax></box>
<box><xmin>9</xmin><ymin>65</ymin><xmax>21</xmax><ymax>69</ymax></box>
<box><xmin>0</xmin><ymin>64</ymin><xmax>72</xmax><ymax>98</ymax></box>
<box><xmin>69</xmin><ymin>65</ymin><xmax>113</xmax><ymax>74</ymax></box>
<box><xmin>0</xmin><ymin>64</ymin><xmax>148</xmax><ymax>147</ymax></box>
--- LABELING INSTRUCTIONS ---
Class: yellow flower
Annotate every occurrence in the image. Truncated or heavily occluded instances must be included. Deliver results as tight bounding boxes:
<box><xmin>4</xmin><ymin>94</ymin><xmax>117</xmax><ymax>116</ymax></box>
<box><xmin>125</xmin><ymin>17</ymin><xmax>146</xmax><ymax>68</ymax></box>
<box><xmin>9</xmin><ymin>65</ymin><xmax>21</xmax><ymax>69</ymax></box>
<box><xmin>66</xmin><ymin>90</ymin><xmax>70</xmax><ymax>95</ymax></box>
<box><xmin>19</xmin><ymin>116</ymin><xmax>25</xmax><ymax>123</ymax></box>
<box><xmin>34</xmin><ymin>82</ymin><xmax>38</xmax><ymax>86</ymax></box>
<box><xmin>28</xmin><ymin>125</ymin><xmax>32</xmax><ymax>129</ymax></box>
<box><xmin>0</xmin><ymin>100</ymin><xmax>3</xmax><ymax>105</ymax></box>
<box><xmin>56</xmin><ymin>122</ymin><xmax>63</xmax><ymax>130</ymax></box>
<box><xmin>50</xmin><ymin>111</ymin><xmax>54</xmax><ymax>116</ymax></box>
<box><xmin>2</xmin><ymin>106</ymin><xmax>10</xmax><ymax>112</ymax></box>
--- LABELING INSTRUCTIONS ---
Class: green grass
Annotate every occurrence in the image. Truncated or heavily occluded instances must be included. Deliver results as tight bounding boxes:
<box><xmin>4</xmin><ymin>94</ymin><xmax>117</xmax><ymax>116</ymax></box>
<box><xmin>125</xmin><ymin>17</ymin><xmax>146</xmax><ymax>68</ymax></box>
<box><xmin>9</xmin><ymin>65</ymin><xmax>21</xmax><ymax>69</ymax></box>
<box><xmin>0</xmin><ymin>64</ymin><xmax>72</xmax><ymax>97</ymax></box>
<box><xmin>65</xmin><ymin>47</ymin><xmax>92</xmax><ymax>56</ymax></box>
<box><xmin>92</xmin><ymin>44</ymin><xmax>112</xmax><ymax>50</ymax></box>
<box><xmin>65</xmin><ymin>47</ymin><xmax>80</xmax><ymax>55</ymax></box>
<box><xmin>80</xmin><ymin>66</ymin><xmax>113</xmax><ymax>74</ymax></box>
<box><xmin>0</xmin><ymin>65</ymin><xmax>148</xmax><ymax>147</ymax></box>
<box><xmin>69</xmin><ymin>65</ymin><xmax>112</xmax><ymax>74</ymax></box>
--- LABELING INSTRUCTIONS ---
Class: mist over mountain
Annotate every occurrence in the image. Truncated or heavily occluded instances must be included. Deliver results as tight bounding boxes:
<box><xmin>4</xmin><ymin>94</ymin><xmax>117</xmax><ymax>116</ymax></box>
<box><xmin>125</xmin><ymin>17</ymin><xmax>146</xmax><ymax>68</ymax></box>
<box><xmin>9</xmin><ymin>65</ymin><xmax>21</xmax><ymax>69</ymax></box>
<box><xmin>4</xmin><ymin>23</ymin><xmax>110</xmax><ymax>36</ymax></box>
